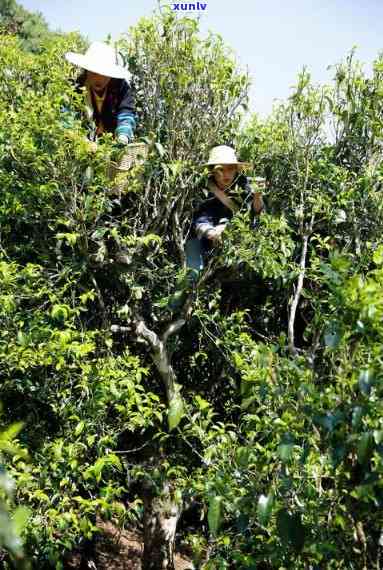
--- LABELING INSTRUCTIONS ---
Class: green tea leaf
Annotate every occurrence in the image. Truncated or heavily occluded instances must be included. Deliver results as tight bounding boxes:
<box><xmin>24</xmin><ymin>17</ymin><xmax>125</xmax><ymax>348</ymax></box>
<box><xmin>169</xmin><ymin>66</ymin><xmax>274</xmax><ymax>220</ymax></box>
<box><xmin>324</xmin><ymin>325</ymin><xmax>341</xmax><ymax>348</ymax></box>
<box><xmin>358</xmin><ymin>369</ymin><xmax>375</xmax><ymax>396</ymax></box>
<box><xmin>257</xmin><ymin>493</ymin><xmax>274</xmax><ymax>526</ymax></box>
<box><xmin>276</xmin><ymin>509</ymin><xmax>305</xmax><ymax>552</ymax></box>
<box><xmin>208</xmin><ymin>495</ymin><xmax>223</xmax><ymax>536</ymax></box>
<box><xmin>168</xmin><ymin>391</ymin><xmax>184</xmax><ymax>431</ymax></box>
<box><xmin>357</xmin><ymin>432</ymin><xmax>373</xmax><ymax>464</ymax></box>
<box><xmin>278</xmin><ymin>443</ymin><xmax>294</xmax><ymax>462</ymax></box>
<box><xmin>12</xmin><ymin>506</ymin><xmax>31</xmax><ymax>535</ymax></box>
<box><xmin>373</xmin><ymin>245</ymin><xmax>383</xmax><ymax>265</ymax></box>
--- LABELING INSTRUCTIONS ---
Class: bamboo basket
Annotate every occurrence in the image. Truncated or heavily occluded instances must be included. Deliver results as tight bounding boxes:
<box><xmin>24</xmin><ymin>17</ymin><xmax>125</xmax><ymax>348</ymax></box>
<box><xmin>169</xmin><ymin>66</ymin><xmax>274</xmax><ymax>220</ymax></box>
<box><xmin>108</xmin><ymin>142</ymin><xmax>148</xmax><ymax>195</ymax></box>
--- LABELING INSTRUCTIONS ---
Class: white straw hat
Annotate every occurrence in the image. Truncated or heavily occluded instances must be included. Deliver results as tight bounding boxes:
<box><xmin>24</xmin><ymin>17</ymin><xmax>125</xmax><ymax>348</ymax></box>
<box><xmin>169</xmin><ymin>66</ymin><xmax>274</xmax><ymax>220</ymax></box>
<box><xmin>204</xmin><ymin>145</ymin><xmax>251</xmax><ymax>169</ymax></box>
<box><xmin>65</xmin><ymin>41</ymin><xmax>128</xmax><ymax>80</ymax></box>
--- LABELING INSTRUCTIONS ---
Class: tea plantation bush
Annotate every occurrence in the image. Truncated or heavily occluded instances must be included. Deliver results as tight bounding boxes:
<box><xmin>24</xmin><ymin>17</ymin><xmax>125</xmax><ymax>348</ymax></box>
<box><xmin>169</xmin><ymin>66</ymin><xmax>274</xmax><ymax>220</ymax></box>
<box><xmin>1</xmin><ymin>9</ymin><xmax>383</xmax><ymax>570</ymax></box>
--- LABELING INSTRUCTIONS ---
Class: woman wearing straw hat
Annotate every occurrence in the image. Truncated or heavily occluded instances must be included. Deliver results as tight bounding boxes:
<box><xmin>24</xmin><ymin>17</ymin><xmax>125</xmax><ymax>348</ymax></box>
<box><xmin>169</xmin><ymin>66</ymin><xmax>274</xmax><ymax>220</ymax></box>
<box><xmin>186</xmin><ymin>145</ymin><xmax>264</xmax><ymax>274</ymax></box>
<box><xmin>168</xmin><ymin>145</ymin><xmax>264</xmax><ymax>310</ymax></box>
<box><xmin>64</xmin><ymin>41</ymin><xmax>136</xmax><ymax>145</ymax></box>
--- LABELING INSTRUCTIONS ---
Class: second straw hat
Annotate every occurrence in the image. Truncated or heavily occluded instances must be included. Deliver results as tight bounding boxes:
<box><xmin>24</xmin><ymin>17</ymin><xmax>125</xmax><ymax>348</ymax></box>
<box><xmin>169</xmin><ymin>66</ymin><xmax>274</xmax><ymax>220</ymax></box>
<box><xmin>204</xmin><ymin>145</ymin><xmax>251</xmax><ymax>169</ymax></box>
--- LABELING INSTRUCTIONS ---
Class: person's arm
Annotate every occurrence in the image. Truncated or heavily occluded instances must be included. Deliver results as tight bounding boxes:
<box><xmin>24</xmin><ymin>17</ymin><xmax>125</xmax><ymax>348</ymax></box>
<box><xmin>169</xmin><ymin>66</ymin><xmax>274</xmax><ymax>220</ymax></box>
<box><xmin>115</xmin><ymin>80</ymin><xmax>136</xmax><ymax>143</ymax></box>
<box><xmin>209</xmin><ymin>222</ymin><xmax>227</xmax><ymax>242</ymax></box>
<box><xmin>194</xmin><ymin>198</ymin><xmax>220</xmax><ymax>241</ymax></box>
<box><xmin>195</xmin><ymin>213</ymin><xmax>216</xmax><ymax>239</ymax></box>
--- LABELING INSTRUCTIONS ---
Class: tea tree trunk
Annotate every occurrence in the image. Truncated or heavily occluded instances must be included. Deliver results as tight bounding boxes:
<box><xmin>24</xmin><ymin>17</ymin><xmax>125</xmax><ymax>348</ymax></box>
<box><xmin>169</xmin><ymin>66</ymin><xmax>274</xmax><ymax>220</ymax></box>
<box><xmin>142</xmin><ymin>483</ymin><xmax>181</xmax><ymax>570</ymax></box>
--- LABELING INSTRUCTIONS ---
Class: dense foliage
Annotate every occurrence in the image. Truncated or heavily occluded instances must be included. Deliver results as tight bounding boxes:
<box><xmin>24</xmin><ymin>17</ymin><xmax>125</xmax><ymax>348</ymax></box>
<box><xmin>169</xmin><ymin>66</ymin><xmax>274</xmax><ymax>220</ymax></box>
<box><xmin>1</xmin><ymin>6</ymin><xmax>383</xmax><ymax>570</ymax></box>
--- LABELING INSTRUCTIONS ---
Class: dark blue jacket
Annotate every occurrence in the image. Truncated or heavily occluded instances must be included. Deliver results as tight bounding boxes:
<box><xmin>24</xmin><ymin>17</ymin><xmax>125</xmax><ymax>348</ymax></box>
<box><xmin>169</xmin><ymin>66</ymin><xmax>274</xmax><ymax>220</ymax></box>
<box><xmin>63</xmin><ymin>73</ymin><xmax>136</xmax><ymax>142</ymax></box>
<box><xmin>193</xmin><ymin>174</ymin><xmax>256</xmax><ymax>243</ymax></box>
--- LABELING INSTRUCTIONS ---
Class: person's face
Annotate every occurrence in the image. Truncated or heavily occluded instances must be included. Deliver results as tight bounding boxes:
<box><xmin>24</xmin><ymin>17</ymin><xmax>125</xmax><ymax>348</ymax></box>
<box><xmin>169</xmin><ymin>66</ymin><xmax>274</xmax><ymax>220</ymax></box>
<box><xmin>213</xmin><ymin>164</ymin><xmax>238</xmax><ymax>190</ymax></box>
<box><xmin>86</xmin><ymin>71</ymin><xmax>111</xmax><ymax>92</ymax></box>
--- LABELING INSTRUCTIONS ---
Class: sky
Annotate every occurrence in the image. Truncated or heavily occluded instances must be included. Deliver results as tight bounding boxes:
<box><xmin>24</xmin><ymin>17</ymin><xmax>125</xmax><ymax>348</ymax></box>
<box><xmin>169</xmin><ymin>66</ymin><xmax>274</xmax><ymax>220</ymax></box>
<box><xmin>20</xmin><ymin>0</ymin><xmax>383</xmax><ymax>117</ymax></box>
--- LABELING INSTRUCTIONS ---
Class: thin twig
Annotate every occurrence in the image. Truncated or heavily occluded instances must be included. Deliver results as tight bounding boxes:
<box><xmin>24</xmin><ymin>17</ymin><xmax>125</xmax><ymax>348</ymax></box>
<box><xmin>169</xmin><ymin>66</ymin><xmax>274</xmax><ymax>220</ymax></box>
<box><xmin>114</xmin><ymin>440</ymin><xmax>152</xmax><ymax>455</ymax></box>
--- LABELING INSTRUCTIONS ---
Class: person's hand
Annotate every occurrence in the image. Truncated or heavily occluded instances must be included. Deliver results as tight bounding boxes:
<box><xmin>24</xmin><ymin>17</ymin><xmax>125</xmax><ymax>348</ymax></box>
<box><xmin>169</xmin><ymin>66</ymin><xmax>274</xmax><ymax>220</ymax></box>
<box><xmin>206</xmin><ymin>229</ymin><xmax>219</xmax><ymax>243</ymax></box>
<box><xmin>215</xmin><ymin>224</ymin><xmax>226</xmax><ymax>236</ymax></box>
<box><xmin>117</xmin><ymin>134</ymin><xmax>131</xmax><ymax>145</ymax></box>
<box><xmin>207</xmin><ymin>224</ymin><xmax>226</xmax><ymax>244</ymax></box>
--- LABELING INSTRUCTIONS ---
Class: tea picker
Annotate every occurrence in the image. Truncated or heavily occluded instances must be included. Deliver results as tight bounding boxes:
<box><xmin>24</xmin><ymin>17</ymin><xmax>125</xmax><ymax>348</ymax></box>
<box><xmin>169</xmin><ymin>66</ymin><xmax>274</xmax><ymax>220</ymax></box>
<box><xmin>64</xmin><ymin>41</ymin><xmax>148</xmax><ymax>190</ymax></box>
<box><xmin>168</xmin><ymin>146</ymin><xmax>266</xmax><ymax>311</ymax></box>
<box><xmin>65</xmin><ymin>41</ymin><xmax>136</xmax><ymax>145</ymax></box>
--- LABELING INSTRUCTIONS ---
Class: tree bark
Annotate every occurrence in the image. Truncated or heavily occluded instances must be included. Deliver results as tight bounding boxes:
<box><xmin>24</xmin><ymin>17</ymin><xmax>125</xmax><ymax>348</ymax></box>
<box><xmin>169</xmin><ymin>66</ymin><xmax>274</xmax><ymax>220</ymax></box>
<box><xmin>142</xmin><ymin>483</ymin><xmax>182</xmax><ymax>570</ymax></box>
<box><xmin>288</xmin><ymin>229</ymin><xmax>310</xmax><ymax>356</ymax></box>
<box><xmin>133</xmin><ymin>317</ymin><xmax>185</xmax><ymax>568</ymax></box>
<box><xmin>135</xmin><ymin>316</ymin><xmax>185</xmax><ymax>402</ymax></box>
<box><xmin>288</xmin><ymin>141</ymin><xmax>314</xmax><ymax>357</ymax></box>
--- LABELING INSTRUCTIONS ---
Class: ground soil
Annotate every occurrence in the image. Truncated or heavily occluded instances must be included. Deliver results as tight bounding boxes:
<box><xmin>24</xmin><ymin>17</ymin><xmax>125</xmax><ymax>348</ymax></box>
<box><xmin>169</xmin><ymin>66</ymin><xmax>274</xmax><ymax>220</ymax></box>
<box><xmin>65</xmin><ymin>521</ymin><xmax>194</xmax><ymax>570</ymax></box>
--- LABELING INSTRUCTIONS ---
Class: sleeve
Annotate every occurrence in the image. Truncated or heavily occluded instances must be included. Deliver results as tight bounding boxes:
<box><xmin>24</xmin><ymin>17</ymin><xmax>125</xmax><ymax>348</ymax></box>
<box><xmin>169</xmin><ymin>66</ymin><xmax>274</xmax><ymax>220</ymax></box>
<box><xmin>194</xmin><ymin>200</ymin><xmax>216</xmax><ymax>239</ymax></box>
<box><xmin>115</xmin><ymin>80</ymin><xmax>136</xmax><ymax>142</ymax></box>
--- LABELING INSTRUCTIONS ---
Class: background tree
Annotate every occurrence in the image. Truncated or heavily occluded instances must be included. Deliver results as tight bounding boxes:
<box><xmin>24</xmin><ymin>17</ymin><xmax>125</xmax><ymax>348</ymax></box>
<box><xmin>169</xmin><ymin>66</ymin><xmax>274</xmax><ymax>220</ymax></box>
<box><xmin>0</xmin><ymin>0</ymin><xmax>58</xmax><ymax>52</ymax></box>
